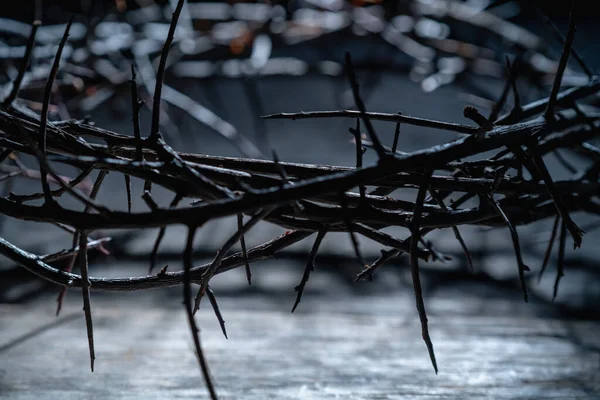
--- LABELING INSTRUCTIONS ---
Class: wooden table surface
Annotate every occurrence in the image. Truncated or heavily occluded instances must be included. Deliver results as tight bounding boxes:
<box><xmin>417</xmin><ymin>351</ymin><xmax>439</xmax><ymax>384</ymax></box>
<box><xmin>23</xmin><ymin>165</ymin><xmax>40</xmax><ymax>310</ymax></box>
<box><xmin>1</xmin><ymin>263</ymin><xmax>598</xmax><ymax>399</ymax></box>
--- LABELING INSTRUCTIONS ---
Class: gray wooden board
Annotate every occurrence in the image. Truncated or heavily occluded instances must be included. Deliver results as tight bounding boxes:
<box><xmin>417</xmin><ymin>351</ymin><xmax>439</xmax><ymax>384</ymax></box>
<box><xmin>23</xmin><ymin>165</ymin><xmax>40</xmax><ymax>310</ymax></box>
<box><xmin>1</xmin><ymin>265</ymin><xmax>599</xmax><ymax>399</ymax></box>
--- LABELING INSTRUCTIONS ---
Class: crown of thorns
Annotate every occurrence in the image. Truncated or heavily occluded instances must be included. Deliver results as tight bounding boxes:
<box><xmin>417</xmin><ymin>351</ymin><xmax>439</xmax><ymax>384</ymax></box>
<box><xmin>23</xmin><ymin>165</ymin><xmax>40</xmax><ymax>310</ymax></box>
<box><xmin>0</xmin><ymin>1</ymin><xmax>598</xmax><ymax>398</ymax></box>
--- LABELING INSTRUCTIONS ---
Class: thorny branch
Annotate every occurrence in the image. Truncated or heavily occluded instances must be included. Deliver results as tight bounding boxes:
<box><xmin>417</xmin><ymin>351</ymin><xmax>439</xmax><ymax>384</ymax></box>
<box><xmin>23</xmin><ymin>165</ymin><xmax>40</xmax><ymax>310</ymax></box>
<box><xmin>0</xmin><ymin>1</ymin><xmax>598</xmax><ymax>398</ymax></box>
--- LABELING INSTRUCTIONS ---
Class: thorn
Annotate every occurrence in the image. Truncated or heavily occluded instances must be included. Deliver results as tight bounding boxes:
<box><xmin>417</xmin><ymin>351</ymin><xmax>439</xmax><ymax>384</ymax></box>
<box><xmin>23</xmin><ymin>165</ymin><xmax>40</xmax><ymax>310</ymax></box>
<box><xmin>291</xmin><ymin>230</ymin><xmax>326</xmax><ymax>313</ymax></box>
<box><xmin>39</xmin><ymin>17</ymin><xmax>73</xmax><ymax>205</ymax></box>
<box><xmin>408</xmin><ymin>171</ymin><xmax>438</xmax><ymax>373</ymax></box>
<box><xmin>206</xmin><ymin>286</ymin><xmax>228</xmax><ymax>339</ymax></box>
<box><xmin>485</xmin><ymin>194</ymin><xmax>528</xmax><ymax>302</ymax></box>
<box><xmin>124</xmin><ymin>175</ymin><xmax>132</xmax><ymax>213</ymax></box>
<box><xmin>534</xmin><ymin>2</ymin><xmax>593</xmax><ymax>80</ymax></box>
<box><xmin>237</xmin><ymin>213</ymin><xmax>252</xmax><ymax>285</ymax></box>
<box><xmin>344</xmin><ymin>52</ymin><xmax>387</xmax><ymax>160</ymax></box>
<box><xmin>391</xmin><ymin>112</ymin><xmax>402</xmax><ymax>154</ymax></box>
<box><xmin>539</xmin><ymin>215</ymin><xmax>560</xmax><ymax>283</ymax></box>
<box><xmin>553</xmin><ymin>221</ymin><xmax>567</xmax><ymax>301</ymax></box>
<box><xmin>79</xmin><ymin>232</ymin><xmax>96</xmax><ymax>373</ymax></box>
<box><xmin>149</xmin><ymin>0</ymin><xmax>186</xmax><ymax>141</ymax></box>
<box><xmin>545</xmin><ymin>2</ymin><xmax>578</xmax><ymax>120</ymax></box>
<box><xmin>157</xmin><ymin>265</ymin><xmax>169</xmax><ymax>277</ymax></box>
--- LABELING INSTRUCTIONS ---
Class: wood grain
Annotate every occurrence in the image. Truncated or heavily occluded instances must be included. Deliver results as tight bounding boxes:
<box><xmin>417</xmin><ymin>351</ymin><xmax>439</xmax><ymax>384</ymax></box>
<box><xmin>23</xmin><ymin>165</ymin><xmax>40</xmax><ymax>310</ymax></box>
<box><xmin>1</xmin><ymin>266</ymin><xmax>598</xmax><ymax>399</ymax></box>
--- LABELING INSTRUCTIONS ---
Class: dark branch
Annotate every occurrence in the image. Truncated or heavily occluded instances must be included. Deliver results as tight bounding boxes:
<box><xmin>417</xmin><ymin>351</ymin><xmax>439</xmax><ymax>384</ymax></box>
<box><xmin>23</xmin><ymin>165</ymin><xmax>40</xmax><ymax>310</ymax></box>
<box><xmin>237</xmin><ymin>213</ymin><xmax>252</xmax><ymax>285</ymax></box>
<box><xmin>344</xmin><ymin>53</ymin><xmax>387</xmax><ymax>160</ymax></box>
<box><xmin>3</xmin><ymin>20</ymin><xmax>41</xmax><ymax>106</ymax></box>
<box><xmin>485</xmin><ymin>194</ymin><xmax>529</xmax><ymax>302</ymax></box>
<box><xmin>183</xmin><ymin>226</ymin><xmax>219</xmax><ymax>400</ymax></box>
<box><xmin>149</xmin><ymin>0</ymin><xmax>185</xmax><ymax>141</ymax></box>
<box><xmin>409</xmin><ymin>170</ymin><xmax>438</xmax><ymax>374</ymax></box>
<box><xmin>78</xmin><ymin>232</ymin><xmax>96</xmax><ymax>372</ymax></box>
<box><xmin>292</xmin><ymin>230</ymin><xmax>326</xmax><ymax>313</ymax></box>
<box><xmin>553</xmin><ymin>221</ymin><xmax>567</xmax><ymax>301</ymax></box>
<box><xmin>545</xmin><ymin>3</ymin><xmax>577</xmax><ymax>120</ymax></box>
<box><xmin>539</xmin><ymin>215</ymin><xmax>560</xmax><ymax>282</ymax></box>
<box><xmin>39</xmin><ymin>18</ymin><xmax>73</xmax><ymax>204</ymax></box>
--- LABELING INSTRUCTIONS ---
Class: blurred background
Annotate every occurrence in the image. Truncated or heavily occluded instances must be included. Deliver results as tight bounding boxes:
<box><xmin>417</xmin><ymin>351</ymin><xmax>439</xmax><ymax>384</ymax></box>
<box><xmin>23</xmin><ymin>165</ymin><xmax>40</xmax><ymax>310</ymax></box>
<box><xmin>1</xmin><ymin>2</ymin><xmax>600</xmax><ymax>398</ymax></box>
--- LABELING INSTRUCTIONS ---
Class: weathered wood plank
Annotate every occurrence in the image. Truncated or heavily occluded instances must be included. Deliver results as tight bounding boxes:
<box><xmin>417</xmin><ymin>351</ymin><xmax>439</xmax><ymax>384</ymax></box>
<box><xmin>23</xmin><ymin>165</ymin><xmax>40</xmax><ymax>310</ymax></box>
<box><xmin>1</xmin><ymin>269</ymin><xmax>598</xmax><ymax>399</ymax></box>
